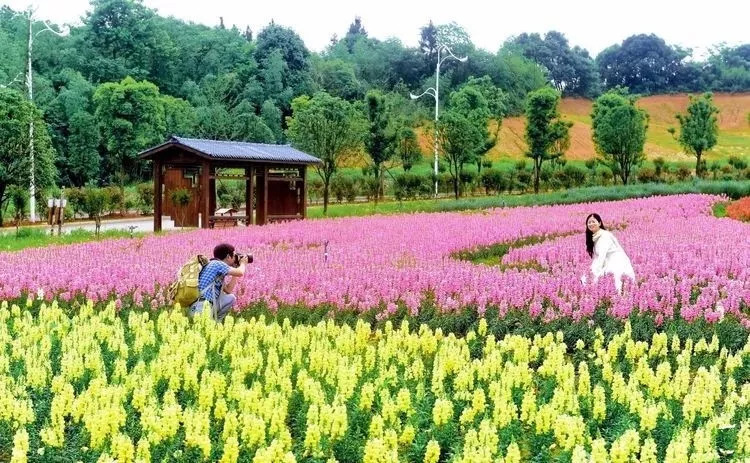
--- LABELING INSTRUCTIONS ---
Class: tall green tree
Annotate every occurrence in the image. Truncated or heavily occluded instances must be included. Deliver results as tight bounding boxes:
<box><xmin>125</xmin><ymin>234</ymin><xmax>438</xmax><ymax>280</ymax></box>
<box><xmin>419</xmin><ymin>20</ymin><xmax>438</xmax><ymax>64</ymax></box>
<box><xmin>162</xmin><ymin>94</ymin><xmax>197</xmax><ymax>137</ymax></box>
<box><xmin>394</xmin><ymin>126</ymin><xmax>422</xmax><ymax>171</ymax></box>
<box><xmin>364</xmin><ymin>90</ymin><xmax>393</xmax><ymax>200</ymax></box>
<box><xmin>488</xmin><ymin>48</ymin><xmax>548</xmax><ymax>116</ymax></box>
<box><xmin>438</xmin><ymin>110</ymin><xmax>484</xmax><ymax>199</ymax></box>
<box><xmin>0</xmin><ymin>88</ymin><xmax>56</xmax><ymax>226</ymax></box>
<box><xmin>507</xmin><ymin>31</ymin><xmax>600</xmax><ymax>97</ymax></box>
<box><xmin>591</xmin><ymin>90</ymin><xmax>648</xmax><ymax>185</ymax></box>
<box><xmin>260</xmin><ymin>99</ymin><xmax>284</xmax><ymax>142</ymax></box>
<box><xmin>670</xmin><ymin>93</ymin><xmax>719</xmax><ymax>177</ymax></box>
<box><xmin>344</xmin><ymin>17</ymin><xmax>367</xmax><ymax>53</ymax></box>
<box><xmin>46</xmin><ymin>69</ymin><xmax>100</xmax><ymax>186</ymax></box>
<box><xmin>76</xmin><ymin>0</ymin><xmax>173</xmax><ymax>85</ymax></box>
<box><xmin>93</xmin><ymin>76</ymin><xmax>165</xmax><ymax>200</ymax></box>
<box><xmin>311</xmin><ymin>57</ymin><xmax>364</xmax><ymax>100</ymax></box>
<box><xmin>524</xmin><ymin>87</ymin><xmax>572</xmax><ymax>193</ymax></box>
<box><xmin>462</xmin><ymin>76</ymin><xmax>506</xmax><ymax>170</ymax></box>
<box><xmin>255</xmin><ymin>22</ymin><xmax>312</xmax><ymax>111</ymax></box>
<box><xmin>231</xmin><ymin>101</ymin><xmax>275</xmax><ymax>142</ymax></box>
<box><xmin>66</xmin><ymin>112</ymin><xmax>101</xmax><ymax>186</ymax></box>
<box><xmin>286</xmin><ymin>92</ymin><xmax>366</xmax><ymax>213</ymax></box>
<box><xmin>447</xmin><ymin>84</ymin><xmax>491</xmax><ymax>173</ymax></box>
<box><xmin>596</xmin><ymin>34</ymin><xmax>691</xmax><ymax>94</ymax></box>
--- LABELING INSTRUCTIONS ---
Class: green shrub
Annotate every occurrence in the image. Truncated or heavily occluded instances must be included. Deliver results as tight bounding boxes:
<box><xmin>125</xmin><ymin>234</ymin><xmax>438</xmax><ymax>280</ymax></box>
<box><xmin>728</xmin><ymin>156</ymin><xmax>748</xmax><ymax>171</ymax></box>
<box><xmin>394</xmin><ymin>172</ymin><xmax>431</xmax><ymax>200</ymax></box>
<box><xmin>66</xmin><ymin>187</ymin><xmax>86</xmax><ymax>217</ymax></box>
<box><xmin>102</xmin><ymin>186</ymin><xmax>123</xmax><ymax>215</ymax></box>
<box><xmin>637</xmin><ymin>167</ymin><xmax>659</xmax><ymax>184</ymax></box>
<box><xmin>136</xmin><ymin>183</ymin><xmax>154</xmax><ymax>215</ymax></box>
<box><xmin>330</xmin><ymin>175</ymin><xmax>357</xmax><ymax>203</ymax></box>
<box><xmin>480</xmin><ymin>168</ymin><xmax>507</xmax><ymax>195</ymax></box>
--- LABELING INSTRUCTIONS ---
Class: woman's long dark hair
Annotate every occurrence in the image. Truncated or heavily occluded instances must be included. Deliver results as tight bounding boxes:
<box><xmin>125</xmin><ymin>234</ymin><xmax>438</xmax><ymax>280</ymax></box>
<box><xmin>585</xmin><ymin>213</ymin><xmax>606</xmax><ymax>258</ymax></box>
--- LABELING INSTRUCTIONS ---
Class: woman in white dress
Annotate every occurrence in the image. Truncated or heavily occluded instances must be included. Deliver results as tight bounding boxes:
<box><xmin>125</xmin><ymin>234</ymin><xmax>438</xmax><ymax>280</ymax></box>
<box><xmin>582</xmin><ymin>213</ymin><xmax>635</xmax><ymax>293</ymax></box>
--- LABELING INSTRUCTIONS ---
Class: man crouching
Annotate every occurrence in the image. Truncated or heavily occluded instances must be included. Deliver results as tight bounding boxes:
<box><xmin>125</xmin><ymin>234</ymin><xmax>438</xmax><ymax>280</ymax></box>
<box><xmin>190</xmin><ymin>243</ymin><xmax>251</xmax><ymax>322</ymax></box>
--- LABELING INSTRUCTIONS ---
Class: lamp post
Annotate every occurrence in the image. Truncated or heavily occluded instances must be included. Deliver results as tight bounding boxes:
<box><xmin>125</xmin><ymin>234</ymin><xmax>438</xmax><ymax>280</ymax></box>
<box><xmin>410</xmin><ymin>44</ymin><xmax>467</xmax><ymax>197</ymax></box>
<box><xmin>15</xmin><ymin>8</ymin><xmax>68</xmax><ymax>222</ymax></box>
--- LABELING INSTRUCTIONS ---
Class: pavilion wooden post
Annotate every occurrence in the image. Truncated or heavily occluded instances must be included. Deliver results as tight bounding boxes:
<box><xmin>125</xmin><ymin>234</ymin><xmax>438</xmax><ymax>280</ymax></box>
<box><xmin>153</xmin><ymin>160</ymin><xmax>163</xmax><ymax>232</ymax></box>
<box><xmin>263</xmin><ymin>165</ymin><xmax>269</xmax><ymax>225</ymax></box>
<box><xmin>209</xmin><ymin>165</ymin><xmax>216</xmax><ymax>222</ymax></box>
<box><xmin>245</xmin><ymin>166</ymin><xmax>254</xmax><ymax>225</ymax></box>
<box><xmin>201</xmin><ymin>160</ymin><xmax>210</xmax><ymax>229</ymax></box>
<box><xmin>300</xmin><ymin>166</ymin><xmax>307</xmax><ymax>218</ymax></box>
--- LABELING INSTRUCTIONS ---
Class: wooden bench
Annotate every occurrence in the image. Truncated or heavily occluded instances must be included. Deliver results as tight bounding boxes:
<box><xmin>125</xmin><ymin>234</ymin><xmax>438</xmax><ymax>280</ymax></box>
<box><xmin>209</xmin><ymin>215</ymin><xmax>250</xmax><ymax>228</ymax></box>
<box><xmin>267</xmin><ymin>214</ymin><xmax>303</xmax><ymax>224</ymax></box>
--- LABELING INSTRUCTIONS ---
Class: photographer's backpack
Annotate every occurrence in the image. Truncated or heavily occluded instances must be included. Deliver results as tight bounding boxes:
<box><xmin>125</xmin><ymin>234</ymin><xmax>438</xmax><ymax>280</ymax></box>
<box><xmin>168</xmin><ymin>255</ymin><xmax>210</xmax><ymax>310</ymax></box>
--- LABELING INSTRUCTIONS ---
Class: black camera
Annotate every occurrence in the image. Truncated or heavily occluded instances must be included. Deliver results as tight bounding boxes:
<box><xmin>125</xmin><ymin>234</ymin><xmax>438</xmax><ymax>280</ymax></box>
<box><xmin>233</xmin><ymin>252</ymin><xmax>253</xmax><ymax>266</ymax></box>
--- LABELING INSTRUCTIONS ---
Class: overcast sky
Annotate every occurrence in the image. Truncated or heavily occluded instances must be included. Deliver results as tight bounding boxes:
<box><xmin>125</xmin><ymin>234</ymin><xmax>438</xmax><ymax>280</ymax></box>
<box><xmin>3</xmin><ymin>0</ymin><xmax>748</xmax><ymax>58</ymax></box>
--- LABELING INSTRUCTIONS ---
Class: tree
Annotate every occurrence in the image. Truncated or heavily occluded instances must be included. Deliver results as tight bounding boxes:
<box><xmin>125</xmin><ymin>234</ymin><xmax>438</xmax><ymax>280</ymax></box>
<box><xmin>596</xmin><ymin>34</ymin><xmax>690</xmax><ymax>94</ymax></box>
<box><xmin>231</xmin><ymin>101</ymin><xmax>275</xmax><ymax>142</ymax></box>
<box><xmin>260</xmin><ymin>99</ymin><xmax>284</xmax><ymax>142</ymax></box>
<box><xmin>9</xmin><ymin>186</ymin><xmax>27</xmax><ymax>236</ymax></box>
<box><xmin>311</xmin><ymin>58</ymin><xmax>363</xmax><ymax>100</ymax></box>
<box><xmin>419</xmin><ymin>20</ymin><xmax>438</xmax><ymax>63</ymax></box>
<box><xmin>83</xmin><ymin>185</ymin><xmax>106</xmax><ymax>236</ymax></box>
<box><xmin>507</xmin><ymin>31</ymin><xmax>600</xmax><ymax>97</ymax></box>
<box><xmin>524</xmin><ymin>87</ymin><xmax>572</xmax><ymax>194</ymax></box>
<box><xmin>45</xmin><ymin>69</ymin><xmax>99</xmax><ymax>186</ymax></box>
<box><xmin>162</xmin><ymin>94</ymin><xmax>197</xmax><ymax>136</ymax></box>
<box><xmin>706</xmin><ymin>44</ymin><xmax>750</xmax><ymax>92</ymax></box>
<box><xmin>255</xmin><ymin>22</ymin><xmax>312</xmax><ymax>108</ymax></box>
<box><xmin>438</xmin><ymin>110</ymin><xmax>484</xmax><ymax>199</ymax></box>
<box><xmin>66</xmin><ymin>112</ymin><xmax>101</xmax><ymax>186</ymax></box>
<box><xmin>77</xmin><ymin>0</ymin><xmax>173</xmax><ymax>85</ymax></box>
<box><xmin>591</xmin><ymin>90</ymin><xmax>648</xmax><ymax>185</ymax></box>
<box><xmin>488</xmin><ymin>48</ymin><xmax>548</xmax><ymax>116</ymax></box>
<box><xmin>286</xmin><ymin>92</ymin><xmax>366</xmax><ymax>213</ymax></box>
<box><xmin>0</xmin><ymin>88</ymin><xmax>56</xmax><ymax>227</ymax></box>
<box><xmin>462</xmin><ymin>76</ymin><xmax>506</xmax><ymax>170</ymax></box>
<box><xmin>93</xmin><ymin>76</ymin><xmax>166</xmax><ymax>207</ymax></box>
<box><xmin>419</xmin><ymin>20</ymin><xmax>439</xmax><ymax>78</ymax></box>
<box><xmin>344</xmin><ymin>17</ymin><xmax>367</xmax><ymax>53</ymax></box>
<box><xmin>195</xmin><ymin>104</ymin><xmax>232</xmax><ymax>140</ymax></box>
<box><xmin>256</xmin><ymin>22</ymin><xmax>310</xmax><ymax>76</ymax></box>
<box><xmin>394</xmin><ymin>126</ymin><xmax>422</xmax><ymax>171</ymax></box>
<box><xmin>364</xmin><ymin>90</ymin><xmax>393</xmax><ymax>200</ymax></box>
<box><xmin>670</xmin><ymin>93</ymin><xmax>719</xmax><ymax>177</ymax></box>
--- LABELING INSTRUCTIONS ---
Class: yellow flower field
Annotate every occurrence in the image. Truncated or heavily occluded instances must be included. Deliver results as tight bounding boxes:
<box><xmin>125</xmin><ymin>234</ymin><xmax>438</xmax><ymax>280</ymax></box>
<box><xmin>1</xmin><ymin>299</ymin><xmax>749</xmax><ymax>462</ymax></box>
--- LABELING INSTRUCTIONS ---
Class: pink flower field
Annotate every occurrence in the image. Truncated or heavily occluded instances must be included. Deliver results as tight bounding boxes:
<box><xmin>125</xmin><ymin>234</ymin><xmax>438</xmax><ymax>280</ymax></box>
<box><xmin>2</xmin><ymin>194</ymin><xmax>748</xmax><ymax>325</ymax></box>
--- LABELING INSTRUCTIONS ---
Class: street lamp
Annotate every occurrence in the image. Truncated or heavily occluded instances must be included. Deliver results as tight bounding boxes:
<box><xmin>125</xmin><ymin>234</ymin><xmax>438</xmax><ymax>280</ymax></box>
<box><xmin>410</xmin><ymin>44</ymin><xmax>467</xmax><ymax>197</ymax></box>
<box><xmin>14</xmin><ymin>8</ymin><xmax>68</xmax><ymax>222</ymax></box>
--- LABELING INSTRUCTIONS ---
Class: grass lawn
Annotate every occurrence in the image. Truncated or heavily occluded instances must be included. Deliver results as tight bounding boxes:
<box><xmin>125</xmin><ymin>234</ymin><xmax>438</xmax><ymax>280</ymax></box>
<box><xmin>0</xmin><ymin>227</ymin><xmax>142</xmax><ymax>252</ymax></box>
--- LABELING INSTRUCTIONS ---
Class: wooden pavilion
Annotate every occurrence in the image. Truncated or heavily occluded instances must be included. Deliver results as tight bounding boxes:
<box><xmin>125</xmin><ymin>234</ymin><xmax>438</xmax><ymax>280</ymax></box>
<box><xmin>139</xmin><ymin>136</ymin><xmax>321</xmax><ymax>231</ymax></box>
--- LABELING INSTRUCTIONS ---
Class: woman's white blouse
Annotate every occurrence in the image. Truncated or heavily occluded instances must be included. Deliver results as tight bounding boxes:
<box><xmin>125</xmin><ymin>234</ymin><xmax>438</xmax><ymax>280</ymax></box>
<box><xmin>590</xmin><ymin>229</ymin><xmax>635</xmax><ymax>281</ymax></box>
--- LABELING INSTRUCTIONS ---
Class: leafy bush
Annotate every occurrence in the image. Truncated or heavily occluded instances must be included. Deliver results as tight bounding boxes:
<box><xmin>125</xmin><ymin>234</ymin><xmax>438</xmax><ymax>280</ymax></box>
<box><xmin>394</xmin><ymin>172</ymin><xmax>431</xmax><ymax>200</ymax></box>
<box><xmin>480</xmin><ymin>168</ymin><xmax>507</xmax><ymax>195</ymax></box>
<box><xmin>66</xmin><ymin>187</ymin><xmax>87</xmax><ymax>217</ymax></box>
<box><xmin>330</xmin><ymin>175</ymin><xmax>357</xmax><ymax>203</ymax></box>
<box><xmin>728</xmin><ymin>156</ymin><xmax>748</xmax><ymax>171</ymax></box>
<box><xmin>136</xmin><ymin>182</ymin><xmax>154</xmax><ymax>215</ymax></box>
<box><xmin>357</xmin><ymin>175</ymin><xmax>379</xmax><ymax>200</ymax></box>
<box><xmin>636</xmin><ymin>167</ymin><xmax>659</xmax><ymax>184</ymax></box>
<box><xmin>102</xmin><ymin>186</ymin><xmax>123</xmax><ymax>215</ymax></box>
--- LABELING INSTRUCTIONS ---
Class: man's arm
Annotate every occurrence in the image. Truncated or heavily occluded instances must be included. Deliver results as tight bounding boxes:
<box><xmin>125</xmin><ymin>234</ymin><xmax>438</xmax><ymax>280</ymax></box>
<box><xmin>223</xmin><ymin>257</ymin><xmax>248</xmax><ymax>293</ymax></box>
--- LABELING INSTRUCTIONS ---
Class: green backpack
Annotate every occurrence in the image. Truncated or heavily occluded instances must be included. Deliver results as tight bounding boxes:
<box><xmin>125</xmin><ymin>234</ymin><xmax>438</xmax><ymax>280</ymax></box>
<box><xmin>168</xmin><ymin>255</ymin><xmax>210</xmax><ymax>310</ymax></box>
